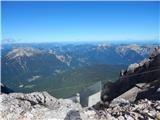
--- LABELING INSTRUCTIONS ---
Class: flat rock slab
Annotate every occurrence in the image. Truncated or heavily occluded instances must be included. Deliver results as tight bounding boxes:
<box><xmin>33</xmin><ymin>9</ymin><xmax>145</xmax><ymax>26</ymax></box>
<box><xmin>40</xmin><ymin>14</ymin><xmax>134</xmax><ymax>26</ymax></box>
<box><xmin>115</xmin><ymin>83</ymin><xmax>147</xmax><ymax>102</ymax></box>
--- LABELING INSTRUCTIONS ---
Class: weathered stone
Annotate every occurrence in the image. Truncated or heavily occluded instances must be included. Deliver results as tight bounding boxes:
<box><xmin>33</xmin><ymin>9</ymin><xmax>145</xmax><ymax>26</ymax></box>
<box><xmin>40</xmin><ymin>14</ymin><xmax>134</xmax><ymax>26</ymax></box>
<box><xmin>127</xmin><ymin>63</ymin><xmax>139</xmax><ymax>73</ymax></box>
<box><xmin>117</xmin><ymin>116</ymin><xmax>125</xmax><ymax>120</ymax></box>
<box><xmin>109</xmin><ymin>98</ymin><xmax>130</xmax><ymax>108</ymax></box>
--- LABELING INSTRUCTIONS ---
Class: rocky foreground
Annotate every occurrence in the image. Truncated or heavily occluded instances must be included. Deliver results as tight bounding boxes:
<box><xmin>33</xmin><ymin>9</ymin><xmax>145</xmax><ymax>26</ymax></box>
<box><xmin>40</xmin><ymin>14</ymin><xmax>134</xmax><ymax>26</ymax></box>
<box><xmin>0</xmin><ymin>91</ymin><xmax>160</xmax><ymax>120</ymax></box>
<box><xmin>0</xmin><ymin>47</ymin><xmax>160</xmax><ymax>120</ymax></box>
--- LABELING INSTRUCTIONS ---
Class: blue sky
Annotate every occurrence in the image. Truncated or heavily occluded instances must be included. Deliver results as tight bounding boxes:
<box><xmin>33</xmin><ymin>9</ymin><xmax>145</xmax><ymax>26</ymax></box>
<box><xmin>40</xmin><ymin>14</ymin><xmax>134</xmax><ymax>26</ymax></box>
<box><xmin>1</xmin><ymin>1</ymin><xmax>160</xmax><ymax>43</ymax></box>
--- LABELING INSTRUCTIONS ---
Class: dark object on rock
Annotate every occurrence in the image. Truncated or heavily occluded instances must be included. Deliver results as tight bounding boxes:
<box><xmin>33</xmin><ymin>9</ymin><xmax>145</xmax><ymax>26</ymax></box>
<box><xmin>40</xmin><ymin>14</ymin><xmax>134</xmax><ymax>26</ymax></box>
<box><xmin>1</xmin><ymin>83</ymin><xmax>13</xmax><ymax>94</ymax></box>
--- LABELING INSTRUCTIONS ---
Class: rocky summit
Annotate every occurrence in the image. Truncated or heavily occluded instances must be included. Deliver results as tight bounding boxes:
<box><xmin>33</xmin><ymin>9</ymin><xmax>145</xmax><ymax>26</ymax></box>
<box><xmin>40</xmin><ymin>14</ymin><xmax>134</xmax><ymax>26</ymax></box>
<box><xmin>0</xmin><ymin>92</ymin><xmax>160</xmax><ymax>120</ymax></box>
<box><xmin>0</xmin><ymin>47</ymin><xmax>160</xmax><ymax>120</ymax></box>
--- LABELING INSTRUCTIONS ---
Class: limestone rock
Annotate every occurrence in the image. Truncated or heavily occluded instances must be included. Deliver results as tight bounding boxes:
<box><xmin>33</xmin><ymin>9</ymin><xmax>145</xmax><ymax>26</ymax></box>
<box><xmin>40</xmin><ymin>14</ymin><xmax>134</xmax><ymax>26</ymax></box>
<box><xmin>0</xmin><ymin>92</ymin><xmax>82</xmax><ymax>120</ymax></box>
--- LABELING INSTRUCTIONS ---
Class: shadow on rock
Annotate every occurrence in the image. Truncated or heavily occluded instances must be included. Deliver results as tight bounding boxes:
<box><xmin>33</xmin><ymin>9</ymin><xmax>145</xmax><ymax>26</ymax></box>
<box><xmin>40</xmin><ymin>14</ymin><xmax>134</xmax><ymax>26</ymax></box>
<box><xmin>64</xmin><ymin>110</ymin><xmax>82</xmax><ymax>120</ymax></box>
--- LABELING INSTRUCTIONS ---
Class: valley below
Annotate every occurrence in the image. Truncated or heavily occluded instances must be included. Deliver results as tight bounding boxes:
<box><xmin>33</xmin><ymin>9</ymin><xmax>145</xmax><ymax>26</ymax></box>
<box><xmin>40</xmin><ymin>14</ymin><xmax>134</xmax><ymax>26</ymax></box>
<box><xmin>1</xmin><ymin>43</ymin><xmax>157</xmax><ymax>98</ymax></box>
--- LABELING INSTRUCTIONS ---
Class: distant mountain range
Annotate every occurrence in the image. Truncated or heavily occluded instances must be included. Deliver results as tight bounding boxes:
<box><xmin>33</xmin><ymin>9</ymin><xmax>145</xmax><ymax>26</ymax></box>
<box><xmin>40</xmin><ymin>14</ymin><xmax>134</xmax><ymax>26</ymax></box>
<box><xmin>1</xmin><ymin>43</ymin><xmax>158</xmax><ymax>98</ymax></box>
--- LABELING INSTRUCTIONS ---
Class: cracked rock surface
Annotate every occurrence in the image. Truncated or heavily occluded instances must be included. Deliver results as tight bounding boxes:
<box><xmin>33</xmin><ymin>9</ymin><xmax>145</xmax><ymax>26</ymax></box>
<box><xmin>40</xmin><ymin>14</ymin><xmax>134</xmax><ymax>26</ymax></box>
<box><xmin>0</xmin><ymin>92</ymin><xmax>160</xmax><ymax>120</ymax></box>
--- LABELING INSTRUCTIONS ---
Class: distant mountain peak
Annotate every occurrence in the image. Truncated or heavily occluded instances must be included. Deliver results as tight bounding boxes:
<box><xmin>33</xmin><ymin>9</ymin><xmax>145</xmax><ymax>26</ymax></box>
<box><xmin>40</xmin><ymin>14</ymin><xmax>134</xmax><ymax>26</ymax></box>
<box><xmin>6</xmin><ymin>47</ymin><xmax>42</xmax><ymax>59</ymax></box>
<box><xmin>116</xmin><ymin>44</ymin><xmax>153</xmax><ymax>56</ymax></box>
